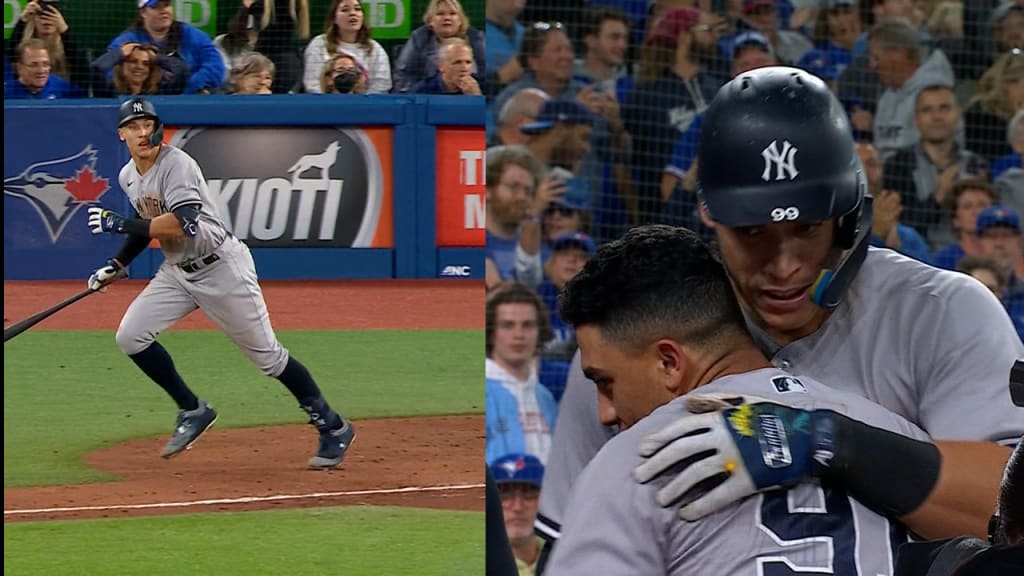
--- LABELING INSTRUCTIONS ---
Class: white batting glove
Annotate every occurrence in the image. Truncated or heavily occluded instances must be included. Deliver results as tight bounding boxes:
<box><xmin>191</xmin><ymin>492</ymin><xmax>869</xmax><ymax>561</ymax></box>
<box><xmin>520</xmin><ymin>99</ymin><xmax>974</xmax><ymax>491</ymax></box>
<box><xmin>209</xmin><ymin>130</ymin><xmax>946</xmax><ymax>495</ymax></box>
<box><xmin>87</xmin><ymin>259</ymin><xmax>125</xmax><ymax>292</ymax></box>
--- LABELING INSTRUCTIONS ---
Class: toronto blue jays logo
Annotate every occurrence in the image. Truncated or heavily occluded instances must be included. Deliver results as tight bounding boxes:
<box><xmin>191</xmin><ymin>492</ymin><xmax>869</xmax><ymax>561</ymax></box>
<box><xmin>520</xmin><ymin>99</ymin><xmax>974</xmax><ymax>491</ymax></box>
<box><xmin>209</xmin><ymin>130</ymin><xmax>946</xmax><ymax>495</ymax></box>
<box><xmin>3</xmin><ymin>145</ymin><xmax>111</xmax><ymax>242</ymax></box>
<box><xmin>499</xmin><ymin>457</ymin><xmax>526</xmax><ymax>477</ymax></box>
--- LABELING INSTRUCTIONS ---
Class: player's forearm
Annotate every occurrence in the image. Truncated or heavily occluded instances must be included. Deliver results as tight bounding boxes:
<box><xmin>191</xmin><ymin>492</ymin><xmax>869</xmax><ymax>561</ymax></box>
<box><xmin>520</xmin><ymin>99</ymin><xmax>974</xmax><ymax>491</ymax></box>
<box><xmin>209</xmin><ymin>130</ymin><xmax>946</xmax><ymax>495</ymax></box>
<box><xmin>900</xmin><ymin>441</ymin><xmax>1010</xmax><ymax>540</ymax></box>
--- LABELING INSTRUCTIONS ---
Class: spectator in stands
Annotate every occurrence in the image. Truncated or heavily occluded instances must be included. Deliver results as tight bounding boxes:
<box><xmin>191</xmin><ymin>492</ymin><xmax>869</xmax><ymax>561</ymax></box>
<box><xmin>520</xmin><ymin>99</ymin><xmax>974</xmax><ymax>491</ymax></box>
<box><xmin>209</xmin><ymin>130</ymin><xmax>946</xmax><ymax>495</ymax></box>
<box><xmin>4</xmin><ymin>38</ymin><xmax>80</xmax><ymax>99</ymax></box>
<box><xmin>662</xmin><ymin>31</ymin><xmax>777</xmax><ymax>211</ymax></box>
<box><xmin>318</xmin><ymin>50</ymin><xmax>368</xmax><ymax>94</ymax></box>
<box><xmin>394</xmin><ymin>0</ymin><xmax>485</xmax><ymax>93</ymax></box>
<box><xmin>490</xmin><ymin>453</ymin><xmax>546</xmax><ymax>576</ymax></box>
<box><xmin>572</xmin><ymin>7</ymin><xmax>634</xmax><ymax>101</ymax></box>
<box><xmin>965</xmin><ymin>49</ymin><xmax>1024</xmax><ymax>162</ymax></box>
<box><xmin>976</xmin><ymin>205</ymin><xmax>1024</xmax><ymax>341</ymax></box>
<box><xmin>410</xmin><ymin>37</ymin><xmax>482</xmax><ymax>94</ymax></box>
<box><xmin>485</xmin><ymin>0</ymin><xmax>526</xmax><ymax>98</ymax></box>
<box><xmin>537</xmin><ymin>232</ymin><xmax>594</xmax><ymax>401</ymax></box>
<box><xmin>956</xmin><ymin>255</ymin><xmax>1009</xmax><ymax>298</ymax></box>
<box><xmin>90</xmin><ymin>41</ymin><xmax>186</xmax><ymax>97</ymax></box>
<box><xmin>109</xmin><ymin>0</ymin><xmax>226</xmax><ymax>95</ymax></box>
<box><xmin>303</xmin><ymin>0</ymin><xmax>391</xmax><ymax>94</ymax></box>
<box><xmin>996</xmin><ymin>109</ymin><xmax>1024</xmax><ymax>214</ymax></box>
<box><xmin>254</xmin><ymin>0</ymin><xmax>310</xmax><ymax>93</ymax></box>
<box><xmin>227</xmin><ymin>52</ymin><xmax>275</xmax><ymax>94</ymax></box>
<box><xmin>798</xmin><ymin>0</ymin><xmax>860</xmax><ymax>85</ymax></box>
<box><xmin>932</xmin><ymin>179</ymin><xmax>998</xmax><ymax>270</ymax></box>
<box><xmin>993</xmin><ymin>2</ymin><xmax>1024</xmax><ymax>57</ymax></box>
<box><xmin>9</xmin><ymin>0</ymin><xmax>88</xmax><ymax>90</ymax></box>
<box><xmin>486</xmin><ymin>145</ymin><xmax>546</xmax><ymax>283</ymax></box>
<box><xmin>215</xmin><ymin>1</ymin><xmax>263</xmax><ymax>73</ymax></box>
<box><xmin>856</xmin><ymin>141</ymin><xmax>931</xmax><ymax>263</ymax></box>
<box><xmin>621</xmin><ymin>6</ymin><xmax>725</xmax><ymax>223</ymax></box>
<box><xmin>520</xmin><ymin>100</ymin><xmax>595</xmax><ymax>189</ymax></box>
<box><xmin>882</xmin><ymin>84</ymin><xmax>985</xmax><ymax>246</ymax></box>
<box><xmin>489</xmin><ymin>87</ymin><xmax>550</xmax><ymax>147</ymax></box>
<box><xmin>869</xmin><ymin>17</ymin><xmax>955</xmax><ymax>161</ymax></box>
<box><xmin>739</xmin><ymin>0</ymin><xmax>813</xmax><ymax>64</ymax></box>
<box><xmin>485</xmin><ymin>283</ymin><xmax>557</xmax><ymax>465</ymax></box>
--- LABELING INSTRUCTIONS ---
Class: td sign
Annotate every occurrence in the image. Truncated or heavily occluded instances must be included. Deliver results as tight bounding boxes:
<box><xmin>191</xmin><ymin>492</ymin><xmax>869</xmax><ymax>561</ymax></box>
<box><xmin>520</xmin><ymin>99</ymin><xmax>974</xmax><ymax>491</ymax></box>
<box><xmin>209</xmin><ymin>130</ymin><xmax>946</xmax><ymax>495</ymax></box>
<box><xmin>363</xmin><ymin>0</ymin><xmax>410</xmax><ymax>39</ymax></box>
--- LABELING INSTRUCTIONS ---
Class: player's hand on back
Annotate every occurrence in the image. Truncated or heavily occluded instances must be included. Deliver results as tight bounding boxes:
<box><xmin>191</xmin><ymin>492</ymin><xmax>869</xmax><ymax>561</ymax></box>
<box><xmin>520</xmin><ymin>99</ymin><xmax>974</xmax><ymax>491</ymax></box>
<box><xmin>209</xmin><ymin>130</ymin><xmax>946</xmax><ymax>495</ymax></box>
<box><xmin>633</xmin><ymin>396</ymin><xmax>833</xmax><ymax>521</ymax></box>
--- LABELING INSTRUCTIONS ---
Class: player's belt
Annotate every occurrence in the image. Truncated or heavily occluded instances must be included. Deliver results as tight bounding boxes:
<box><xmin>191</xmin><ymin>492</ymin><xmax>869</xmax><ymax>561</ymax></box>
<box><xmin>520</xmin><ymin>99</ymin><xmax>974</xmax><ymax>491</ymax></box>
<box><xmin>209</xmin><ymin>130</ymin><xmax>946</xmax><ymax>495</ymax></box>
<box><xmin>178</xmin><ymin>253</ymin><xmax>221</xmax><ymax>273</ymax></box>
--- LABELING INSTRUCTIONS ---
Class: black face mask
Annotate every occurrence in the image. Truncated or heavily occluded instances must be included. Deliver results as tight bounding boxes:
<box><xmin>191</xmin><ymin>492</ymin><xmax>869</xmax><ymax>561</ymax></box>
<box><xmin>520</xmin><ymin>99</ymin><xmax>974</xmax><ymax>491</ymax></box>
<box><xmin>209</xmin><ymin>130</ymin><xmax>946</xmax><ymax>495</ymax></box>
<box><xmin>333</xmin><ymin>69</ymin><xmax>360</xmax><ymax>93</ymax></box>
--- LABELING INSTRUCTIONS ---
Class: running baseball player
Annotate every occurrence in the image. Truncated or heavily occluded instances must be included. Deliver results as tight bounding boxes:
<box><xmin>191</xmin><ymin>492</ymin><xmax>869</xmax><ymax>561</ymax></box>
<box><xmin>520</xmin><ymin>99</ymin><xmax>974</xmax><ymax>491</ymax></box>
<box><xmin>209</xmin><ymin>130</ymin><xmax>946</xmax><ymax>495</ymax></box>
<box><xmin>534</xmin><ymin>67</ymin><xmax>1024</xmax><ymax>571</ymax></box>
<box><xmin>547</xmin><ymin>224</ymin><xmax>930</xmax><ymax>575</ymax></box>
<box><xmin>86</xmin><ymin>97</ymin><xmax>355</xmax><ymax>469</ymax></box>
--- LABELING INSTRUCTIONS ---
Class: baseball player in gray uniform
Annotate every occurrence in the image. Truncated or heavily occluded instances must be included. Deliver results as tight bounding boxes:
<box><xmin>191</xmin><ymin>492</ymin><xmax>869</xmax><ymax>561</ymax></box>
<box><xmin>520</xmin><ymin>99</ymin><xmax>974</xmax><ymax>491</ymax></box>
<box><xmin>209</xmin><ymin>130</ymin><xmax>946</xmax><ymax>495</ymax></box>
<box><xmin>547</xmin><ymin>224</ymin><xmax>932</xmax><ymax>575</ymax></box>
<box><xmin>85</xmin><ymin>97</ymin><xmax>355</xmax><ymax>469</ymax></box>
<box><xmin>533</xmin><ymin>67</ymin><xmax>1024</xmax><ymax>572</ymax></box>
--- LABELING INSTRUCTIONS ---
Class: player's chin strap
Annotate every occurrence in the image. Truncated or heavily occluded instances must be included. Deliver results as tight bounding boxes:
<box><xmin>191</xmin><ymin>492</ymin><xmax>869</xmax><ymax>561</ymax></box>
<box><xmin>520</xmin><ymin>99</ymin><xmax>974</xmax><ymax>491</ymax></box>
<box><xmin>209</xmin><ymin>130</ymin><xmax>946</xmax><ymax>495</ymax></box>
<box><xmin>811</xmin><ymin>195</ymin><xmax>874</xmax><ymax>310</ymax></box>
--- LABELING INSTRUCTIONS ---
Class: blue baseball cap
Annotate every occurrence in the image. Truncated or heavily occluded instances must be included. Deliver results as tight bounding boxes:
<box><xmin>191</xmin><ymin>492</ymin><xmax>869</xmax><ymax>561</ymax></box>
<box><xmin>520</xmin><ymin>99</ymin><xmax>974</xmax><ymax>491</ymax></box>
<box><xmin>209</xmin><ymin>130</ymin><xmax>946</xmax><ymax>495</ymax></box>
<box><xmin>138</xmin><ymin>0</ymin><xmax>170</xmax><ymax>8</ymax></box>
<box><xmin>731</xmin><ymin>31</ymin><xmax>774</xmax><ymax>58</ymax></box>
<box><xmin>520</xmin><ymin>100</ymin><xmax>595</xmax><ymax>135</ymax></box>
<box><xmin>552</xmin><ymin>232</ymin><xmax>596</xmax><ymax>254</ymax></box>
<box><xmin>976</xmin><ymin>205</ymin><xmax>1021</xmax><ymax>235</ymax></box>
<box><xmin>799</xmin><ymin>49</ymin><xmax>840</xmax><ymax>81</ymax></box>
<box><xmin>490</xmin><ymin>453</ymin><xmax>544</xmax><ymax>488</ymax></box>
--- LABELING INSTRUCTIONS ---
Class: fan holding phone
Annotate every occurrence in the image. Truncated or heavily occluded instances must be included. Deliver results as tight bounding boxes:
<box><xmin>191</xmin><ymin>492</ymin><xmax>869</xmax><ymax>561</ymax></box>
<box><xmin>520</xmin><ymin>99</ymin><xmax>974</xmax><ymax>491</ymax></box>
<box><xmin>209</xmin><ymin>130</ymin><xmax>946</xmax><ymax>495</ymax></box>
<box><xmin>8</xmin><ymin>0</ymin><xmax>89</xmax><ymax>89</ymax></box>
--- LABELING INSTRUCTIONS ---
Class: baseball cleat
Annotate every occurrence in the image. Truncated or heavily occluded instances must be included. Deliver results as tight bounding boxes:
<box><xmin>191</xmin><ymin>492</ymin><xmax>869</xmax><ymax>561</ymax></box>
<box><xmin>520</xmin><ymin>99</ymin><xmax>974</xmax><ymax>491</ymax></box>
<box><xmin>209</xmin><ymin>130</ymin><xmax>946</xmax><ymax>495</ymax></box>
<box><xmin>309</xmin><ymin>418</ymin><xmax>355</xmax><ymax>470</ymax></box>
<box><xmin>161</xmin><ymin>400</ymin><xmax>218</xmax><ymax>459</ymax></box>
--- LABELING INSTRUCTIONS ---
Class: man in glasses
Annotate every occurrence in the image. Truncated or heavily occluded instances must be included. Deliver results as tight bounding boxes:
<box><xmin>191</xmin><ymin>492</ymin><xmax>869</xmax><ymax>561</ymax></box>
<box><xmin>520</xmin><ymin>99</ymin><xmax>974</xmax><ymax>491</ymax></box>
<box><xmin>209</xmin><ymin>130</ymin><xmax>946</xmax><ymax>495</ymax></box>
<box><xmin>5</xmin><ymin>38</ymin><xmax>80</xmax><ymax>99</ymax></box>
<box><xmin>491</xmin><ymin>453</ymin><xmax>546</xmax><ymax>576</ymax></box>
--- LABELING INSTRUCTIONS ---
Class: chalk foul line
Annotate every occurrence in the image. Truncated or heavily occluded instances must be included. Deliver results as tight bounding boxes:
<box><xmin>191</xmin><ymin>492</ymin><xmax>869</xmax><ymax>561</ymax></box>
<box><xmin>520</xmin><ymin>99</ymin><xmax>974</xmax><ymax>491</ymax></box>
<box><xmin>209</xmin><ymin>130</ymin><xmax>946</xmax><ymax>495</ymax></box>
<box><xmin>4</xmin><ymin>483</ymin><xmax>484</xmax><ymax>516</ymax></box>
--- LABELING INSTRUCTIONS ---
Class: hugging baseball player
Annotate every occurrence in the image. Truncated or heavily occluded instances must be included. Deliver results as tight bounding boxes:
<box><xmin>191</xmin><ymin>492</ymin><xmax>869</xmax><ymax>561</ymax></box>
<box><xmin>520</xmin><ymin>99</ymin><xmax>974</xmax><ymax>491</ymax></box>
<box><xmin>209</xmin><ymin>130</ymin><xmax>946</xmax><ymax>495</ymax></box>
<box><xmin>86</xmin><ymin>97</ymin><xmax>354</xmax><ymax>469</ymax></box>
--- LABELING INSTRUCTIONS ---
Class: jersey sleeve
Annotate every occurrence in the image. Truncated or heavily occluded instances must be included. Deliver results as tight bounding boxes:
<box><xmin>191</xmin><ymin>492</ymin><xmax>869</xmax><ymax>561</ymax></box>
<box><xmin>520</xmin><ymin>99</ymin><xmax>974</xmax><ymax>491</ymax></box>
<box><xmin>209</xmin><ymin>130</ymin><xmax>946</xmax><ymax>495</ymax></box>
<box><xmin>917</xmin><ymin>278</ymin><xmax>1024</xmax><ymax>445</ymax></box>
<box><xmin>160</xmin><ymin>151</ymin><xmax>205</xmax><ymax>212</ymax></box>
<box><xmin>544</xmin><ymin>433</ymin><xmax>670</xmax><ymax>576</ymax></box>
<box><xmin>536</xmin><ymin>351</ymin><xmax>616</xmax><ymax>540</ymax></box>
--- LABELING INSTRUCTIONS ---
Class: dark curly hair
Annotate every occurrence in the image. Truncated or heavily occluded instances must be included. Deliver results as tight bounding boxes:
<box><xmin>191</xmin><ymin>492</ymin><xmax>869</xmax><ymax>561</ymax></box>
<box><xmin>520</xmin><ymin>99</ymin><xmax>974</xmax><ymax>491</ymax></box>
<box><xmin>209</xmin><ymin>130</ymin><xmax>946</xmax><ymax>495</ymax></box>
<box><xmin>485</xmin><ymin>282</ymin><xmax>554</xmax><ymax>358</ymax></box>
<box><xmin>559</xmin><ymin>225</ymin><xmax>748</xmax><ymax>350</ymax></box>
<box><xmin>996</xmin><ymin>439</ymin><xmax>1024</xmax><ymax>545</ymax></box>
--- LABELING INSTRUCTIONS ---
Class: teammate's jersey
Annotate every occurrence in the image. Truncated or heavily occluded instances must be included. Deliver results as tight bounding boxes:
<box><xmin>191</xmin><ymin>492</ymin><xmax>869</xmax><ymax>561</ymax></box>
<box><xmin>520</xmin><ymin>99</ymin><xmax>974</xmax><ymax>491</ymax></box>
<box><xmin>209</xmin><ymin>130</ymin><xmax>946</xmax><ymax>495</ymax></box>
<box><xmin>119</xmin><ymin>146</ymin><xmax>229</xmax><ymax>265</ymax></box>
<box><xmin>537</xmin><ymin>247</ymin><xmax>1024</xmax><ymax>537</ymax></box>
<box><xmin>545</xmin><ymin>368</ymin><xmax>930</xmax><ymax>576</ymax></box>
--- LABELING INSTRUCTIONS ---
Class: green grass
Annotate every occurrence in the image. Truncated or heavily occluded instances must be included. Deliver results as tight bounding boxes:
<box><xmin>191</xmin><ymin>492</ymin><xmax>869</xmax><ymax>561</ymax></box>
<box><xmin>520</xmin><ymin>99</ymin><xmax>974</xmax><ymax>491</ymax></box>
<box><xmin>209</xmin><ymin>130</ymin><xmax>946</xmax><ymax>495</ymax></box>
<box><xmin>3</xmin><ymin>330</ymin><xmax>483</xmax><ymax>487</ymax></box>
<box><xmin>3</xmin><ymin>506</ymin><xmax>483</xmax><ymax>576</ymax></box>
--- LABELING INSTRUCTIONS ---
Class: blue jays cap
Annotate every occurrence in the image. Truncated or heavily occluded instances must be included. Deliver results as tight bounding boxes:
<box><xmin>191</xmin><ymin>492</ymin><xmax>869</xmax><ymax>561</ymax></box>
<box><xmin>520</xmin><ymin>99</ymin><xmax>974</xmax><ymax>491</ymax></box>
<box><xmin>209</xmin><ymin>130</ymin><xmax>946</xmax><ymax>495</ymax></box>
<box><xmin>732</xmin><ymin>30</ymin><xmax>774</xmax><ymax>58</ymax></box>
<box><xmin>138</xmin><ymin>0</ymin><xmax>170</xmax><ymax>8</ymax></box>
<box><xmin>552</xmin><ymin>232</ymin><xmax>596</xmax><ymax>254</ymax></box>
<box><xmin>976</xmin><ymin>205</ymin><xmax>1021</xmax><ymax>235</ymax></box>
<box><xmin>490</xmin><ymin>453</ymin><xmax>544</xmax><ymax>488</ymax></box>
<box><xmin>520</xmin><ymin>99</ymin><xmax>595</xmax><ymax>135</ymax></box>
<box><xmin>799</xmin><ymin>49</ymin><xmax>840</xmax><ymax>81</ymax></box>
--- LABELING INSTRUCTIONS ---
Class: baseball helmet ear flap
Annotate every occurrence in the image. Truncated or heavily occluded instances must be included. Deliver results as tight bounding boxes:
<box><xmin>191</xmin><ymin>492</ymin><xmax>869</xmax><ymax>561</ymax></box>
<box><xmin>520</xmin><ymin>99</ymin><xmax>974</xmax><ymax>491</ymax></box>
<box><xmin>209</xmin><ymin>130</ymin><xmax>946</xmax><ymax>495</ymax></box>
<box><xmin>148</xmin><ymin>119</ymin><xmax>164</xmax><ymax>148</ymax></box>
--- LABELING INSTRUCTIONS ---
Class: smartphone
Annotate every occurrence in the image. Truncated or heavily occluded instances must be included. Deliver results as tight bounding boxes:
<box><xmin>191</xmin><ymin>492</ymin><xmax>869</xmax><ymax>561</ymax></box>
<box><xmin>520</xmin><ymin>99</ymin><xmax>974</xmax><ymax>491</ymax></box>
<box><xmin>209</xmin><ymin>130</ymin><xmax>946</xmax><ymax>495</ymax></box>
<box><xmin>40</xmin><ymin>0</ymin><xmax>60</xmax><ymax>15</ymax></box>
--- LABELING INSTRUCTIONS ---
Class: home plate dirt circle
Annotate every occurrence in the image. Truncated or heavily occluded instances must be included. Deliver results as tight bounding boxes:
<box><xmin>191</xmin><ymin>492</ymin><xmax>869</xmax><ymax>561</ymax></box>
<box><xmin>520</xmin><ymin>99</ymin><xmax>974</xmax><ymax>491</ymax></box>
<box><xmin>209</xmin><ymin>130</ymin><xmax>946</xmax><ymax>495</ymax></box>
<box><xmin>4</xmin><ymin>415</ymin><xmax>485</xmax><ymax>522</ymax></box>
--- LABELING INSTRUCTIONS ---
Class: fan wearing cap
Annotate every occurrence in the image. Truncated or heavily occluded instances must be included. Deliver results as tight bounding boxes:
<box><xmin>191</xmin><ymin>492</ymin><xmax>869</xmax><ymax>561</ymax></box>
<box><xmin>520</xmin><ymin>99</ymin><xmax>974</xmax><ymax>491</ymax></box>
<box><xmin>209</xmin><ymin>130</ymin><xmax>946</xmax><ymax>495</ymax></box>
<box><xmin>490</xmin><ymin>454</ymin><xmax>546</xmax><ymax>576</ymax></box>
<box><xmin>491</xmin><ymin>88</ymin><xmax>550</xmax><ymax>148</ymax></box>
<box><xmin>661</xmin><ymin>30</ymin><xmax>777</xmax><ymax>222</ymax></box>
<box><xmin>621</xmin><ymin>6</ymin><xmax>725</xmax><ymax>221</ymax></box>
<box><xmin>976</xmin><ymin>205</ymin><xmax>1024</xmax><ymax>341</ymax></box>
<box><xmin>738</xmin><ymin>0</ymin><xmax>813</xmax><ymax>64</ymax></box>
<box><xmin>107</xmin><ymin>1</ymin><xmax>226</xmax><ymax>94</ymax></box>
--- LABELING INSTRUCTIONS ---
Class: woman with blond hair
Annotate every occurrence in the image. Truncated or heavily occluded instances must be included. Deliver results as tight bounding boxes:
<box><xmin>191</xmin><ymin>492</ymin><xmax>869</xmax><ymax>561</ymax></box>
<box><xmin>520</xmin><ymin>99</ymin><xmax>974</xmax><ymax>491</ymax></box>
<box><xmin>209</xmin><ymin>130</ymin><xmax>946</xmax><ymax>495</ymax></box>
<box><xmin>392</xmin><ymin>0</ymin><xmax>485</xmax><ymax>92</ymax></box>
<box><xmin>228</xmin><ymin>52</ymin><xmax>276</xmax><ymax>94</ymax></box>
<box><xmin>8</xmin><ymin>0</ymin><xmax>88</xmax><ymax>90</ymax></box>
<box><xmin>302</xmin><ymin>0</ymin><xmax>390</xmax><ymax>93</ymax></box>
<box><xmin>965</xmin><ymin>49</ymin><xmax>1024</xmax><ymax>161</ymax></box>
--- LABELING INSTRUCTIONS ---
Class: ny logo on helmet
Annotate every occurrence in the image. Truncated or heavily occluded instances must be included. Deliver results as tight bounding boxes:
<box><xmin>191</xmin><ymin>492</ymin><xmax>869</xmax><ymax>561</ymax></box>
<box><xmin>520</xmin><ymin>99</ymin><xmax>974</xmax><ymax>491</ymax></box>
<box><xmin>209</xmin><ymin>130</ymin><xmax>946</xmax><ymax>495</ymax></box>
<box><xmin>132</xmin><ymin>101</ymin><xmax>144</xmax><ymax>113</ymax></box>
<box><xmin>761</xmin><ymin>140</ymin><xmax>799</xmax><ymax>181</ymax></box>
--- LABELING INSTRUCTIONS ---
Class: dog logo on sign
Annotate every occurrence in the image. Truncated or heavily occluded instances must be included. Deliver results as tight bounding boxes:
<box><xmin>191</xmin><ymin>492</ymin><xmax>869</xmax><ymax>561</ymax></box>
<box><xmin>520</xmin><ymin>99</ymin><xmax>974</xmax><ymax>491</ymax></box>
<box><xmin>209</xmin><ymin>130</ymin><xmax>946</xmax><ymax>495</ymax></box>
<box><xmin>761</xmin><ymin>140</ymin><xmax>799</xmax><ymax>181</ymax></box>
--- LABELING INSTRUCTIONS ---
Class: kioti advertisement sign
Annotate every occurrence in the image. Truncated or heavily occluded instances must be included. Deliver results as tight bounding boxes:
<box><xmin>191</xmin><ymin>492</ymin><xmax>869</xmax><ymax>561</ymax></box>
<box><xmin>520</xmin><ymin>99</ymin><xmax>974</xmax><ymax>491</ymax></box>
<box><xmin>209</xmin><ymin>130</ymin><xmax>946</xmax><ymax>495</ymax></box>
<box><xmin>435</xmin><ymin>128</ymin><xmax>485</xmax><ymax>247</ymax></box>
<box><xmin>164</xmin><ymin>126</ymin><xmax>393</xmax><ymax>248</ymax></box>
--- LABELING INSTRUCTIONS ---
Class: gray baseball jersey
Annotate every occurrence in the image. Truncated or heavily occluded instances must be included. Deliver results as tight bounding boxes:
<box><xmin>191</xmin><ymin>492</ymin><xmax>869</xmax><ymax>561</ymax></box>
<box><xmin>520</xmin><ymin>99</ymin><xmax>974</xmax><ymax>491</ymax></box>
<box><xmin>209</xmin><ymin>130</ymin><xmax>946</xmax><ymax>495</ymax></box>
<box><xmin>118</xmin><ymin>145</ymin><xmax>228</xmax><ymax>266</ymax></box>
<box><xmin>537</xmin><ymin>247</ymin><xmax>1024</xmax><ymax>538</ymax></box>
<box><xmin>546</xmin><ymin>368</ymin><xmax>930</xmax><ymax>576</ymax></box>
<box><xmin>114</xmin><ymin>145</ymin><xmax>289</xmax><ymax>378</ymax></box>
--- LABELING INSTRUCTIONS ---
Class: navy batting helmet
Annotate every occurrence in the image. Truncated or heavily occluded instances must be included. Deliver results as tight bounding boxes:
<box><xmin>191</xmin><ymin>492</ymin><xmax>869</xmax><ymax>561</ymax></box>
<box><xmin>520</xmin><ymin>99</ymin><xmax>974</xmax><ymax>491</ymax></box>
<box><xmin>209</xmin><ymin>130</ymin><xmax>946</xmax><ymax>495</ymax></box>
<box><xmin>117</xmin><ymin>97</ymin><xmax>163</xmax><ymax>148</ymax></box>
<box><xmin>696</xmin><ymin>66</ymin><xmax>872</xmax><ymax>310</ymax></box>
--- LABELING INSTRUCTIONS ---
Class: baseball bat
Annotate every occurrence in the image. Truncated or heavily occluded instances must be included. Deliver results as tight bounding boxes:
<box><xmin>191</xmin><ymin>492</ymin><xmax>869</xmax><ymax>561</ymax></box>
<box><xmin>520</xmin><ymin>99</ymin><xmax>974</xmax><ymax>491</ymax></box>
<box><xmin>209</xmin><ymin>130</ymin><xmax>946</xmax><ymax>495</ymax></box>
<box><xmin>4</xmin><ymin>287</ymin><xmax>99</xmax><ymax>343</ymax></box>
